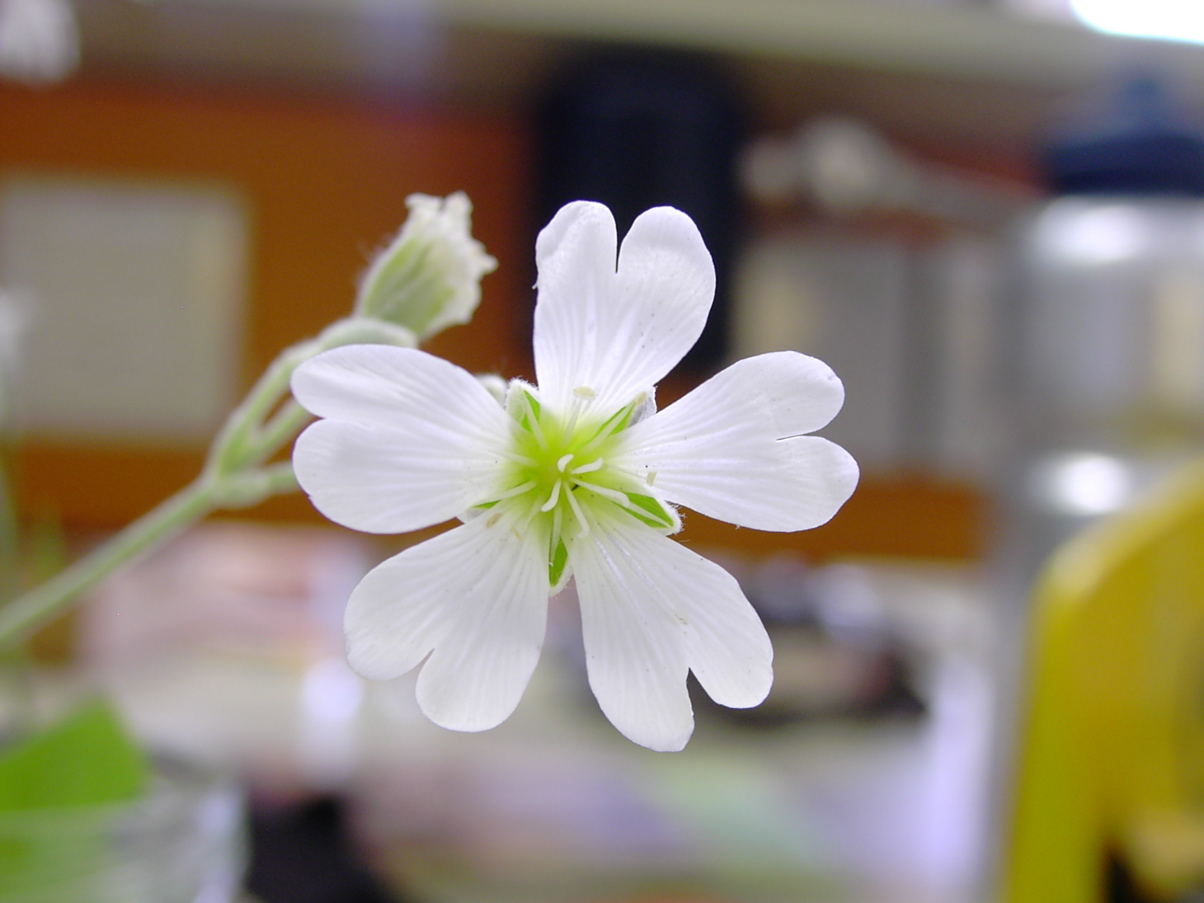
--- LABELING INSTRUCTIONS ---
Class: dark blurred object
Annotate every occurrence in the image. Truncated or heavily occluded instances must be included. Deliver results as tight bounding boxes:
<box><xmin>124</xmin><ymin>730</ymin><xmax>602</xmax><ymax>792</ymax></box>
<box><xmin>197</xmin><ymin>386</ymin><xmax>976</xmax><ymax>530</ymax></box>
<box><xmin>1043</xmin><ymin>74</ymin><xmax>1204</xmax><ymax>197</ymax></box>
<box><xmin>695</xmin><ymin>622</ymin><xmax>924</xmax><ymax>730</ymax></box>
<box><xmin>694</xmin><ymin>559</ymin><xmax>925</xmax><ymax>729</ymax></box>
<box><xmin>536</xmin><ymin>48</ymin><xmax>747</xmax><ymax>370</ymax></box>
<box><xmin>1107</xmin><ymin>855</ymin><xmax>1156</xmax><ymax>903</ymax></box>
<box><xmin>246</xmin><ymin>795</ymin><xmax>402</xmax><ymax>903</ymax></box>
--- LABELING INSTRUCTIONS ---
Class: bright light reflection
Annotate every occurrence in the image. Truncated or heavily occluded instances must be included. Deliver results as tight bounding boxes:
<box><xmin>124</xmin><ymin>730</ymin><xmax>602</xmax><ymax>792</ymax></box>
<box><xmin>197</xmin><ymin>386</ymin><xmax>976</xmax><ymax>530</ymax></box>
<box><xmin>1030</xmin><ymin>452</ymin><xmax>1134</xmax><ymax>517</ymax></box>
<box><xmin>299</xmin><ymin>658</ymin><xmax>364</xmax><ymax>788</ymax></box>
<box><xmin>1071</xmin><ymin>0</ymin><xmax>1204</xmax><ymax>44</ymax></box>
<box><xmin>1042</xmin><ymin>204</ymin><xmax>1146</xmax><ymax>266</ymax></box>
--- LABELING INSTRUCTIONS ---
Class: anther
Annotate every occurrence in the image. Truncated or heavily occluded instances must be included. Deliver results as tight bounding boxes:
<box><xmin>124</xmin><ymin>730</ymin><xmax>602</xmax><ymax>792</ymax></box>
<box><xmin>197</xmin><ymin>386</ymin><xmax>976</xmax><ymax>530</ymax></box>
<box><xmin>565</xmin><ymin>485</ymin><xmax>590</xmax><ymax>538</ymax></box>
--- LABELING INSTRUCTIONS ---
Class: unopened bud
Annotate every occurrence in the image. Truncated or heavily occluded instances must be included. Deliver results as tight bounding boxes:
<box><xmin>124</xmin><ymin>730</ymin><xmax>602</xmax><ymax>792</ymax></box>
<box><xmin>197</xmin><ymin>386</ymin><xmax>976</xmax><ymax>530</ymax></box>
<box><xmin>355</xmin><ymin>192</ymin><xmax>497</xmax><ymax>340</ymax></box>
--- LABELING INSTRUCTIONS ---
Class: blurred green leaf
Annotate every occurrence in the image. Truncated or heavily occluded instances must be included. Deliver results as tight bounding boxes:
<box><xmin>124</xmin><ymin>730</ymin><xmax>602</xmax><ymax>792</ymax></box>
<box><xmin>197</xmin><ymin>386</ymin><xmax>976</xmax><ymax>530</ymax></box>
<box><xmin>0</xmin><ymin>698</ymin><xmax>148</xmax><ymax>811</ymax></box>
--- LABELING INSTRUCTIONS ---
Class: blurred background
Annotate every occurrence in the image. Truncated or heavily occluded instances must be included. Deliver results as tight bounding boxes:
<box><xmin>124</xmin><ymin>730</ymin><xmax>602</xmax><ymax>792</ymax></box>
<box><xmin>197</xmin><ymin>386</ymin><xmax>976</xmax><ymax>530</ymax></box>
<box><xmin>6</xmin><ymin>0</ymin><xmax>1204</xmax><ymax>901</ymax></box>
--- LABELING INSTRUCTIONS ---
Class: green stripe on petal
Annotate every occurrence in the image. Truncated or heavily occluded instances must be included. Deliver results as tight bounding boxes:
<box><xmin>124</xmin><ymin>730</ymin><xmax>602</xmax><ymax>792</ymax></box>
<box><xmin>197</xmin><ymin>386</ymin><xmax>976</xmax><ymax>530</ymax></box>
<box><xmin>622</xmin><ymin>492</ymin><xmax>677</xmax><ymax>531</ymax></box>
<box><xmin>549</xmin><ymin>537</ymin><xmax>569</xmax><ymax>590</ymax></box>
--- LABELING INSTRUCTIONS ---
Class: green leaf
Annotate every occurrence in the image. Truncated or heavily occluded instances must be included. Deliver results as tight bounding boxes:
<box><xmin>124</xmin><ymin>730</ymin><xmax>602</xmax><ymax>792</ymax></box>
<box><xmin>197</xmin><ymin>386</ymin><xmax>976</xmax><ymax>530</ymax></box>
<box><xmin>0</xmin><ymin>699</ymin><xmax>151</xmax><ymax>890</ymax></box>
<box><xmin>0</xmin><ymin>697</ymin><xmax>149</xmax><ymax>812</ymax></box>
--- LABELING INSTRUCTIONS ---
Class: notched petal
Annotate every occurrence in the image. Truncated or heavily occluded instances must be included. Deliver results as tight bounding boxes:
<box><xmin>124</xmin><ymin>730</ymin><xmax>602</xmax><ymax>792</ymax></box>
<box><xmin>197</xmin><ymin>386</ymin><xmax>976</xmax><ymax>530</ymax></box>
<box><xmin>570</xmin><ymin>508</ymin><xmax>774</xmax><ymax>750</ymax></box>
<box><xmin>346</xmin><ymin>516</ymin><xmax>551</xmax><ymax>733</ymax></box>
<box><xmin>291</xmin><ymin>345</ymin><xmax>512</xmax><ymax>533</ymax></box>
<box><xmin>532</xmin><ymin>202</ymin><xmax>715</xmax><ymax>419</ymax></box>
<box><xmin>615</xmin><ymin>350</ymin><xmax>858</xmax><ymax>532</ymax></box>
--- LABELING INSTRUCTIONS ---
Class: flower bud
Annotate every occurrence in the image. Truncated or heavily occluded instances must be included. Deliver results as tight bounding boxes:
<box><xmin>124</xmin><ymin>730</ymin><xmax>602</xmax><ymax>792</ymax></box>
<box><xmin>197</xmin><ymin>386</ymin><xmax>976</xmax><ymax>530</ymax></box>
<box><xmin>354</xmin><ymin>192</ymin><xmax>497</xmax><ymax>340</ymax></box>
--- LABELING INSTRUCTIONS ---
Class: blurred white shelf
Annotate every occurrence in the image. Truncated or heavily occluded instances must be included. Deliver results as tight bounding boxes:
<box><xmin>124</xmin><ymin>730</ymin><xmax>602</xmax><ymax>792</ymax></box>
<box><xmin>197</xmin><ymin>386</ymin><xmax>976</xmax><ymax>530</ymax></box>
<box><xmin>72</xmin><ymin>0</ymin><xmax>1204</xmax><ymax>151</ymax></box>
<box><xmin>426</xmin><ymin>0</ymin><xmax>1158</xmax><ymax>87</ymax></box>
<box><xmin>80</xmin><ymin>0</ymin><xmax>1204</xmax><ymax>91</ymax></box>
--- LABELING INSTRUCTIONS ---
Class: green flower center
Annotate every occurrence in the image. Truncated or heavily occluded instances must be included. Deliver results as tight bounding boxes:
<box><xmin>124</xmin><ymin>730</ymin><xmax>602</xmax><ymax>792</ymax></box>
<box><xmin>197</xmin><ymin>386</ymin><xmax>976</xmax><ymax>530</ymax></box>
<box><xmin>484</xmin><ymin>386</ymin><xmax>676</xmax><ymax>588</ymax></box>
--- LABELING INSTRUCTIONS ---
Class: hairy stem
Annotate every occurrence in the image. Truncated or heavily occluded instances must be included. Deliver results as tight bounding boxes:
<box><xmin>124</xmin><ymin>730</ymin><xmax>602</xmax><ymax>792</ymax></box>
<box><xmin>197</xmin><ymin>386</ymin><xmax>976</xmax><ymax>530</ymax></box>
<box><xmin>0</xmin><ymin>315</ymin><xmax>415</xmax><ymax>654</ymax></box>
<box><xmin>0</xmin><ymin>478</ymin><xmax>217</xmax><ymax>653</ymax></box>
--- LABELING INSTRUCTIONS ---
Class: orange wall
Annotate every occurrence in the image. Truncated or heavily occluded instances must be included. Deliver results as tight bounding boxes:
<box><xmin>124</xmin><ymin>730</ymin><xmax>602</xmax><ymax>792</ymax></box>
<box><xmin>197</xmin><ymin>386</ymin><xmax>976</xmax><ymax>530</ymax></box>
<box><xmin>2</xmin><ymin>77</ymin><xmax>534</xmax><ymax>526</ymax></box>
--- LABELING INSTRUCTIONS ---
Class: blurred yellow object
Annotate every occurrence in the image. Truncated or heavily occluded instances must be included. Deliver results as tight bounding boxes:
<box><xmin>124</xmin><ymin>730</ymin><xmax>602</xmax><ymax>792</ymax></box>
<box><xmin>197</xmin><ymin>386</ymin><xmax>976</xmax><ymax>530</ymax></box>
<box><xmin>1004</xmin><ymin>456</ymin><xmax>1204</xmax><ymax>902</ymax></box>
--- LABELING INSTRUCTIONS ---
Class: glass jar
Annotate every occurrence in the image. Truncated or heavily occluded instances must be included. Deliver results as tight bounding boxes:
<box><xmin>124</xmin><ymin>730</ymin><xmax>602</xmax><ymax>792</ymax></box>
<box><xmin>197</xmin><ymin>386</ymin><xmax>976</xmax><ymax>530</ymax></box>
<box><xmin>0</xmin><ymin>753</ymin><xmax>247</xmax><ymax>903</ymax></box>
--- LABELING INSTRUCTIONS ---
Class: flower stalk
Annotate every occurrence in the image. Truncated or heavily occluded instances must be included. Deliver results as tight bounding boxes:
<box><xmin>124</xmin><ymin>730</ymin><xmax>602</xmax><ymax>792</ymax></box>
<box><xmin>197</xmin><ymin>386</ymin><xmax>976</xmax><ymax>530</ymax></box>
<box><xmin>0</xmin><ymin>474</ymin><xmax>221</xmax><ymax>652</ymax></box>
<box><xmin>0</xmin><ymin>317</ymin><xmax>426</xmax><ymax>653</ymax></box>
<box><xmin>0</xmin><ymin>192</ymin><xmax>492</xmax><ymax>653</ymax></box>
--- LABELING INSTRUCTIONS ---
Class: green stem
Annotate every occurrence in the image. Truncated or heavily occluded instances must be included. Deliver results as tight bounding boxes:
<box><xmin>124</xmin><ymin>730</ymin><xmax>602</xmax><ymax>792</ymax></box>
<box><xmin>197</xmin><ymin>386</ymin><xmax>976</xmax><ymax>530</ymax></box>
<box><xmin>208</xmin><ymin>338</ymin><xmax>319</xmax><ymax>475</ymax></box>
<box><xmin>214</xmin><ymin>461</ymin><xmax>300</xmax><ymax>508</ymax></box>
<box><xmin>249</xmin><ymin>399</ymin><xmax>311</xmax><ymax>465</ymax></box>
<box><xmin>0</xmin><ymin>477</ymin><xmax>217</xmax><ymax>653</ymax></box>
<box><xmin>0</xmin><ymin>315</ymin><xmax>415</xmax><ymax>654</ymax></box>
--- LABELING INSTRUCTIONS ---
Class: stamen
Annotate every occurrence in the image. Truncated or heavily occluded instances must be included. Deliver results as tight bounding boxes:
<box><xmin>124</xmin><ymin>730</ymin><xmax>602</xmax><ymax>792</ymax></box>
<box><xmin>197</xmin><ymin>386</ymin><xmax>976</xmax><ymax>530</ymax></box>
<box><xmin>486</xmin><ymin>512</ymin><xmax>503</xmax><ymax>528</ymax></box>
<box><xmin>540</xmin><ymin>478</ymin><xmax>563</xmax><ymax>512</ymax></box>
<box><xmin>506</xmin><ymin>417</ymin><xmax>546</xmax><ymax>455</ymax></box>
<box><xmin>577</xmin><ymin>400</ymin><xmax>636</xmax><ymax>456</ymax></box>
<box><xmin>570</xmin><ymin>458</ymin><xmax>604</xmax><ymax>475</ymax></box>
<box><xmin>563</xmin><ymin>389</ymin><xmax>592</xmax><ymax>437</ymax></box>
<box><xmin>565</xmin><ymin>485</ymin><xmax>590</xmax><ymax>538</ymax></box>
<box><xmin>572</xmin><ymin>478</ymin><xmax>631</xmax><ymax>508</ymax></box>
<box><xmin>521</xmin><ymin>392</ymin><xmax>548</xmax><ymax>450</ymax></box>
<box><xmin>646</xmin><ymin>470</ymin><xmax>657</xmax><ymax>486</ymax></box>
<box><xmin>556</xmin><ymin>453</ymin><xmax>574</xmax><ymax>472</ymax></box>
<box><xmin>490</xmin><ymin>479</ymin><xmax>538</xmax><ymax>502</ymax></box>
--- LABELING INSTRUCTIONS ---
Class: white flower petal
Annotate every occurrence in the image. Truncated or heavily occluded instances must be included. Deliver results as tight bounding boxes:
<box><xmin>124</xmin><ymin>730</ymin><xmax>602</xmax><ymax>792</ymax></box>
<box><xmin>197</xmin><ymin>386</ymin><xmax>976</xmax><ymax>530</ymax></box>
<box><xmin>570</xmin><ymin>509</ymin><xmax>771</xmax><ymax>750</ymax></box>
<box><xmin>345</xmin><ymin>515</ymin><xmax>549</xmax><ymax>732</ymax></box>
<box><xmin>533</xmin><ymin>203</ymin><xmax>714</xmax><ymax>418</ymax></box>
<box><xmin>675</xmin><ymin>550</ymin><xmax>774</xmax><ymax>710</ymax></box>
<box><xmin>611</xmin><ymin>207</ymin><xmax>715</xmax><ymax>394</ymax></box>
<box><xmin>570</xmin><ymin>515</ymin><xmax>693</xmax><ymax>752</ymax></box>
<box><xmin>292</xmin><ymin>345</ymin><xmax>511</xmax><ymax>533</ymax></box>
<box><xmin>531</xmin><ymin>202</ymin><xmax>617</xmax><ymax>411</ymax></box>
<box><xmin>617</xmin><ymin>352</ymin><xmax>859</xmax><ymax>532</ymax></box>
<box><xmin>292</xmin><ymin>344</ymin><xmax>500</xmax><ymax>425</ymax></box>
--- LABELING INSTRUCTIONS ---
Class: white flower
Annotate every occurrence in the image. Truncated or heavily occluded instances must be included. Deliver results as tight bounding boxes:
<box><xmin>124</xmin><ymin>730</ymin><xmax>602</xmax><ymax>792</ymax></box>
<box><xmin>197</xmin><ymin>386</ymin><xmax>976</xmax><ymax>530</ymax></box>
<box><xmin>355</xmin><ymin>192</ymin><xmax>497</xmax><ymax>339</ymax></box>
<box><xmin>292</xmin><ymin>202</ymin><xmax>858</xmax><ymax>751</ymax></box>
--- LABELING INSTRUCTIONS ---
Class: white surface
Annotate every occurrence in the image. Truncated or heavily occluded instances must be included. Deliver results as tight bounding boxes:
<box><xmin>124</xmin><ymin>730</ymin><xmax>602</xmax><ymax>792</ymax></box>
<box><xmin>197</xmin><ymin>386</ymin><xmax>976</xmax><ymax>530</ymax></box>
<box><xmin>0</xmin><ymin>175</ymin><xmax>250</xmax><ymax>443</ymax></box>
